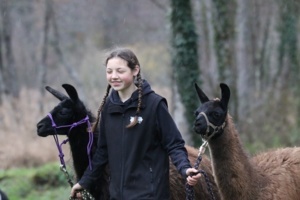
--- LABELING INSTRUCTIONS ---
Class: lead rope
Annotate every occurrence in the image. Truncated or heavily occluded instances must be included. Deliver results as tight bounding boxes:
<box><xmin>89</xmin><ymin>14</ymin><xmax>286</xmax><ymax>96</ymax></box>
<box><xmin>185</xmin><ymin>141</ymin><xmax>216</xmax><ymax>200</ymax></box>
<box><xmin>185</xmin><ymin>111</ymin><xmax>225</xmax><ymax>200</ymax></box>
<box><xmin>47</xmin><ymin>113</ymin><xmax>95</xmax><ymax>200</ymax></box>
<box><xmin>69</xmin><ymin>190</ymin><xmax>95</xmax><ymax>200</ymax></box>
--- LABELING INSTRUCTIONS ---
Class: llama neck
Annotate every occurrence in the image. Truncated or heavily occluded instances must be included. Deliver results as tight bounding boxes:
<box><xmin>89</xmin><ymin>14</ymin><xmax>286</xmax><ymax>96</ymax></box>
<box><xmin>208</xmin><ymin>115</ymin><xmax>260</xmax><ymax>200</ymax></box>
<box><xmin>68</xmin><ymin>127</ymin><xmax>91</xmax><ymax>180</ymax></box>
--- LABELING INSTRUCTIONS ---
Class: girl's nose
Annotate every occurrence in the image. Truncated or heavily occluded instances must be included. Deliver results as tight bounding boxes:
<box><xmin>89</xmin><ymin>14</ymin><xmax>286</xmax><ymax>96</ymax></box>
<box><xmin>111</xmin><ymin>71</ymin><xmax>118</xmax><ymax>78</ymax></box>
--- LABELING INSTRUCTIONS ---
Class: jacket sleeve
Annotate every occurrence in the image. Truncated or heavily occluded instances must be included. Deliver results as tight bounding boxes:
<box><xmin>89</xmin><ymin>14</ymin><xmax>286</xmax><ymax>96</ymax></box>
<box><xmin>156</xmin><ymin>100</ymin><xmax>191</xmax><ymax>177</ymax></box>
<box><xmin>79</xmin><ymin>114</ymin><xmax>109</xmax><ymax>189</ymax></box>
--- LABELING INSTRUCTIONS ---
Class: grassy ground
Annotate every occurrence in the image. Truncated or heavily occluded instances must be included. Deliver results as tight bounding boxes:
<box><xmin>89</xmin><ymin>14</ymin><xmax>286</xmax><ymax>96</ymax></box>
<box><xmin>0</xmin><ymin>88</ymin><xmax>76</xmax><ymax>199</ymax></box>
<box><xmin>0</xmin><ymin>162</ymin><xmax>73</xmax><ymax>200</ymax></box>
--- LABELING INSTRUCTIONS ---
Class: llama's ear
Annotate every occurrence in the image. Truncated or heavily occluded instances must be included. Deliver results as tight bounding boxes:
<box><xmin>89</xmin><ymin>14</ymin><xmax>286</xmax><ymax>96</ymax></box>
<box><xmin>195</xmin><ymin>83</ymin><xmax>209</xmax><ymax>103</ymax></box>
<box><xmin>62</xmin><ymin>84</ymin><xmax>79</xmax><ymax>102</ymax></box>
<box><xmin>220</xmin><ymin>83</ymin><xmax>230</xmax><ymax>109</ymax></box>
<box><xmin>45</xmin><ymin>86</ymin><xmax>68</xmax><ymax>101</ymax></box>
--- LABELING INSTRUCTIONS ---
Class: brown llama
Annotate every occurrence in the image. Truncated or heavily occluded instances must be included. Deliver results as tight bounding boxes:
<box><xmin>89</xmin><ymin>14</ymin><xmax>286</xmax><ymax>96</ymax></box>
<box><xmin>193</xmin><ymin>82</ymin><xmax>300</xmax><ymax>200</ymax></box>
<box><xmin>36</xmin><ymin>84</ymin><xmax>220</xmax><ymax>200</ymax></box>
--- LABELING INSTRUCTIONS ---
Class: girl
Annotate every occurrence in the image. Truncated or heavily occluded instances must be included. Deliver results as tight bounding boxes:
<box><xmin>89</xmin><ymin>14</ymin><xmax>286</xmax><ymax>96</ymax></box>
<box><xmin>71</xmin><ymin>48</ymin><xmax>201</xmax><ymax>199</ymax></box>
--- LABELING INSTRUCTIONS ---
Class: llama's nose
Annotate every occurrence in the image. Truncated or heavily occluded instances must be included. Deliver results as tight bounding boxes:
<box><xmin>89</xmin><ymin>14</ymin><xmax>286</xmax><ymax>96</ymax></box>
<box><xmin>36</xmin><ymin>122</ymin><xmax>46</xmax><ymax>133</ymax></box>
<box><xmin>37</xmin><ymin>122</ymin><xmax>43</xmax><ymax>129</ymax></box>
<box><xmin>37</xmin><ymin>124</ymin><xmax>40</xmax><ymax>130</ymax></box>
<box><xmin>193</xmin><ymin>122</ymin><xmax>202</xmax><ymax>134</ymax></box>
<box><xmin>194</xmin><ymin>117</ymin><xmax>202</xmax><ymax>126</ymax></box>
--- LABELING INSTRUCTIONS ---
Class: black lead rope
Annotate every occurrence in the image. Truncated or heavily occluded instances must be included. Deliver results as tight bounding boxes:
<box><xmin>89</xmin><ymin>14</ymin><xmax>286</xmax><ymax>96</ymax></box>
<box><xmin>185</xmin><ymin>141</ymin><xmax>216</xmax><ymax>200</ymax></box>
<box><xmin>69</xmin><ymin>190</ymin><xmax>95</xmax><ymax>200</ymax></box>
<box><xmin>199</xmin><ymin>169</ymin><xmax>216</xmax><ymax>200</ymax></box>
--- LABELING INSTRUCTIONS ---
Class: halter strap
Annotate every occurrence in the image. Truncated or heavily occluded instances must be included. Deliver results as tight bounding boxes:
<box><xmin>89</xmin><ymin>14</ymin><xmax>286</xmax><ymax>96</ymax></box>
<box><xmin>186</xmin><ymin>112</ymin><xmax>225</xmax><ymax>200</ymax></box>
<box><xmin>199</xmin><ymin>112</ymin><xmax>226</xmax><ymax>140</ymax></box>
<box><xmin>186</xmin><ymin>112</ymin><xmax>223</xmax><ymax>200</ymax></box>
<box><xmin>185</xmin><ymin>138</ymin><xmax>216</xmax><ymax>200</ymax></box>
<box><xmin>47</xmin><ymin>113</ymin><xmax>94</xmax><ymax>170</ymax></box>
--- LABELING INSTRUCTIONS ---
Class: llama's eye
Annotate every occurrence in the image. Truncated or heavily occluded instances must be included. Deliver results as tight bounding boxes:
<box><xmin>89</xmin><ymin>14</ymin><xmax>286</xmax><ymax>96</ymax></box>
<box><xmin>194</xmin><ymin>111</ymin><xmax>199</xmax><ymax>116</ymax></box>
<box><xmin>212</xmin><ymin>112</ymin><xmax>221</xmax><ymax>118</ymax></box>
<box><xmin>59</xmin><ymin>108</ymin><xmax>72</xmax><ymax>117</ymax></box>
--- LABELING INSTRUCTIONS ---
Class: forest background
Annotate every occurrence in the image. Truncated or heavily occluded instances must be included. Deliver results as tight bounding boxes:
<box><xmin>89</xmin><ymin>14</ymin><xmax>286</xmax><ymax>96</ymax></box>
<box><xmin>0</xmin><ymin>0</ymin><xmax>300</xmax><ymax>199</ymax></box>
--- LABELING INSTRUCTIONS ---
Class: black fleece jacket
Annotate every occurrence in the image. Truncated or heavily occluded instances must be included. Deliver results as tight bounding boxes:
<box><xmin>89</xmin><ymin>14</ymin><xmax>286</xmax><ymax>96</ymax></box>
<box><xmin>79</xmin><ymin>80</ymin><xmax>191</xmax><ymax>200</ymax></box>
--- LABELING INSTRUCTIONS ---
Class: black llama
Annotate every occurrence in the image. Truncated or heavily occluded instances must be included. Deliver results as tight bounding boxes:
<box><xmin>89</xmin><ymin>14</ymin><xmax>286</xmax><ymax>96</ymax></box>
<box><xmin>37</xmin><ymin>84</ymin><xmax>108</xmax><ymax>200</ymax></box>
<box><xmin>36</xmin><ymin>84</ymin><xmax>220</xmax><ymax>200</ymax></box>
<box><xmin>193</xmin><ymin>83</ymin><xmax>300</xmax><ymax>200</ymax></box>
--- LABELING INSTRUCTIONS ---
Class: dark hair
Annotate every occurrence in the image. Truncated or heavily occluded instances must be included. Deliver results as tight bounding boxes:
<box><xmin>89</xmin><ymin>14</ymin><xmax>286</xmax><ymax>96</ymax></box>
<box><xmin>92</xmin><ymin>48</ymin><xmax>143</xmax><ymax>132</ymax></box>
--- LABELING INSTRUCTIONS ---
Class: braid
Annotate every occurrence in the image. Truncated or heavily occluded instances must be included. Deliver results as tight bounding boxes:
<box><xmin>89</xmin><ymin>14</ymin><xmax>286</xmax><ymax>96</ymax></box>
<box><xmin>136</xmin><ymin>73</ymin><xmax>143</xmax><ymax>115</ymax></box>
<box><xmin>105</xmin><ymin>47</ymin><xmax>142</xmax><ymax>129</ymax></box>
<box><xmin>126</xmin><ymin>73</ymin><xmax>143</xmax><ymax>128</ymax></box>
<box><xmin>92</xmin><ymin>85</ymin><xmax>111</xmax><ymax>132</ymax></box>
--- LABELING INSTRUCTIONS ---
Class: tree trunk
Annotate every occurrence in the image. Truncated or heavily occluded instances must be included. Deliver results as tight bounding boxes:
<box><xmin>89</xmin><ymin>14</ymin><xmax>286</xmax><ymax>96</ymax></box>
<box><xmin>235</xmin><ymin>0</ymin><xmax>253</xmax><ymax>122</ymax></box>
<box><xmin>170</xmin><ymin>0</ymin><xmax>201</xmax><ymax>146</ymax></box>
<box><xmin>0</xmin><ymin>28</ymin><xmax>4</xmax><ymax>104</ymax></box>
<box><xmin>38</xmin><ymin>0</ymin><xmax>51</xmax><ymax>113</ymax></box>
<box><xmin>0</xmin><ymin>0</ymin><xmax>19</xmax><ymax>98</ymax></box>
<box><xmin>211</xmin><ymin>0</ymin><xmax>237</xmax><ymax>119</ymax></box>
<box><xmin>37</xmin><ymin>0</ymin><xmax>85</xmax><ymax>110</ymax></box>
<box><xmin>50</xmin><ymin>0</ymin><xmax>85</xmax><ymax>101</ymax></box>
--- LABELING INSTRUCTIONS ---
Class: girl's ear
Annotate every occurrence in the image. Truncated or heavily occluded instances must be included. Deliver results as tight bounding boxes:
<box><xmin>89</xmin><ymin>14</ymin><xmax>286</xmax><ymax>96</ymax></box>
<box><xmin>133</xmin><ymin>65</ymin><xmax>140</xmax><ymax>76</ymax></box>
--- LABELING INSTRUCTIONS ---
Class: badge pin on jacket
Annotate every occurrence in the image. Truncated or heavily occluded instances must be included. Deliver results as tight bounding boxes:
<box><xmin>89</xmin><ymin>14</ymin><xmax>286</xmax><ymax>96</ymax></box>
<box><xmin>130</xmin><ymin>116</ymin><xmax>143</xmax><ymax>124</ymax></box>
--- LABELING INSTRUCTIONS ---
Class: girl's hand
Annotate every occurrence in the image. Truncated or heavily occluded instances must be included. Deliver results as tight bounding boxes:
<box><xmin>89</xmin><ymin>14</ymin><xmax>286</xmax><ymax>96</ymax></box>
<box><xmin>70</xmin><ymin>183</ymin><xmax>83</xmax><ymax>199</ymax></box>
<box><xmin>186</xmin><ymin>168</ymin><xmax>202</xmax><ymax>186</ymax></box>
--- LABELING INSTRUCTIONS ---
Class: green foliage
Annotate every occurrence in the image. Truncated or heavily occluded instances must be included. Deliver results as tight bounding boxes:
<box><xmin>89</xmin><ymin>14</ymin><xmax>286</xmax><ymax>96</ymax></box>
<box><xmin>240</xmin><ymin>92</ymin><xmax>300</xmax><ymax>155</ymax></box>
<box><xmin>211</xmin><ymin>0</ymin><xmax>238</xmax><ymax>121</ymax></box>
<box><xmin>211</xmin><ymin>0</ymin><xmax>236</xmax><ymax>81</ymax></box>
<box><xmin>277</xmin><ymin>0</ymin><xmax>299</xmax><ymax>78</ymax></box>
<box><xmin>0</xmin><ymin>163</ymin><xmax>72</xmax><ymax>200</ymax></box>
<box><xmin>276</xmin><ymin>0</ymin><xmax>300</xmax><ymax>126</ymax></box>
<box><xmin>245</xmin><ymin>141</ymin><xmax>268</xmax><ymax>155</ymax></box>
<box><xmin>31</xmin><ymin>163</ymin><xmax>68</xmax><ymax>188</ymax></box>
<box><xmin>170</xmin><ymin>0</ymin><xmax>201</xmax><ymax>146</ymax></box>
<box><xmin>288</xmin><ymin>128</ymin><xmax>300</xmax><ymax>145</ymax></box>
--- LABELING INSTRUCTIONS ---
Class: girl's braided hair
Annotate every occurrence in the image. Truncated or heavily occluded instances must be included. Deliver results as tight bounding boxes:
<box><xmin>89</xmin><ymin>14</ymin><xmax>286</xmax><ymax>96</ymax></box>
<box><xmin>92</xmin><ymin>48</ymin><xmax>142</xmax><ymax>132</ymax></box>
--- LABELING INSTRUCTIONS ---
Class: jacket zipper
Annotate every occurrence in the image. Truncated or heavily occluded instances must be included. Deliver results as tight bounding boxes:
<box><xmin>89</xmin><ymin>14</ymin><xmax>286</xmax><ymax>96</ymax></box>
<box><xmin>120</xmin><ymin>113</ymin><xmax>125</xmax><ymax>200</ymax></box>
<box><xmin>150</xmin><ymin>166</ymin><xmax>154</xmax><ymax>195</ymax></box>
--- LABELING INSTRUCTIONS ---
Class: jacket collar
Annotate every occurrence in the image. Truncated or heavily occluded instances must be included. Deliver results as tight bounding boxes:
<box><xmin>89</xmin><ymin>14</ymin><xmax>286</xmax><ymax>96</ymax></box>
<box><xmin>107</xmin><ymin>79</ymin><xmax>153</xmax><ymax>113</ymax></box>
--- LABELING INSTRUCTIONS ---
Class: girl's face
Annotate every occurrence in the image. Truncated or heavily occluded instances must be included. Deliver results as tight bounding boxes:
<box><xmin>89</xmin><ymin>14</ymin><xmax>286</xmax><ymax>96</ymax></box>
<box><xmin>106</xmin><ymin>57</ymin><xmax>139</xmax><ymax>93</ymax></box>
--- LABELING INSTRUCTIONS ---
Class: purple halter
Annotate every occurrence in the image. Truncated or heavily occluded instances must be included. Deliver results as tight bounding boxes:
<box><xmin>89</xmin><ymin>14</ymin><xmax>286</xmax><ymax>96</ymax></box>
<box><xmin>47</xmin><ymin>113</ymin><xmax>93</xmax><ymax>170</ymax></box>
